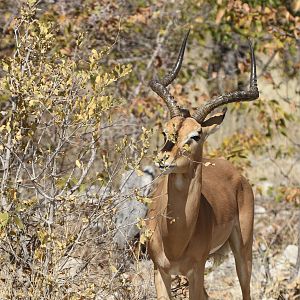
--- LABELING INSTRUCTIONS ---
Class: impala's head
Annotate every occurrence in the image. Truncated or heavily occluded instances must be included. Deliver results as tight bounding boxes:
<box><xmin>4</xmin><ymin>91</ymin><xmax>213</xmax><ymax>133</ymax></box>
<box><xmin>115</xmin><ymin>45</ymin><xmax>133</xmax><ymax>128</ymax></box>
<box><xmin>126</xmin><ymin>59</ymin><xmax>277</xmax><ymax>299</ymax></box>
<box><xmin>156</xmin><ymin>112</ymin><xmax>227</xmax><ymax>173</ymax></box>
<box><xmin>150</xmin><ymin>30</ymin><xmax>259</xmax><ymax>174</ymax></box>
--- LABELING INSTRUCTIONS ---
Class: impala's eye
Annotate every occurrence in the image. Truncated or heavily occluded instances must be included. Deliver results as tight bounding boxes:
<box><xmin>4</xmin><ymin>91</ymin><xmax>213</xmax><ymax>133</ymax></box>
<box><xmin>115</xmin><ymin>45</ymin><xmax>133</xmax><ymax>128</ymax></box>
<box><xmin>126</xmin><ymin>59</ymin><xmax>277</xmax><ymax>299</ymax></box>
<box><xmin>191</xmin><ymin>135</ymin><xmax>200</xmax><ymax>142</ymax></box>
<box><xmin>162</xmin><ymin>140</ymin><xmax>175</xmax><ymax>152</ymax></box>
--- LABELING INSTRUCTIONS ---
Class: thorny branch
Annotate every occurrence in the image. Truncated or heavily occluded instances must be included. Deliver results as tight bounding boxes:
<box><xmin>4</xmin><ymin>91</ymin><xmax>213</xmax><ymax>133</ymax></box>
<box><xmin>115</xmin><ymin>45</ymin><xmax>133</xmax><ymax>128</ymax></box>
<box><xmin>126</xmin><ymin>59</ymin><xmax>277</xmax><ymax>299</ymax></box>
<box><xmin>131</xmin><ymin>20</ymin><xmax>173</xmax><ymax>98</ymax></box>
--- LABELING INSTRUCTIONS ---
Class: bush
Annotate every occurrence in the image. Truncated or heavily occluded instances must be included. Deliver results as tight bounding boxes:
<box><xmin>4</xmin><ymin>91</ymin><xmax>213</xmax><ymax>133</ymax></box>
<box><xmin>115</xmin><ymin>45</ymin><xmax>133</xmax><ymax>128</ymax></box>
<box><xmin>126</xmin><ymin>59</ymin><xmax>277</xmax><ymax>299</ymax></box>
<box><xmin>0</xmin><ymin>3</ymin><xmax>151</xmax><ymax>299</ymax></box>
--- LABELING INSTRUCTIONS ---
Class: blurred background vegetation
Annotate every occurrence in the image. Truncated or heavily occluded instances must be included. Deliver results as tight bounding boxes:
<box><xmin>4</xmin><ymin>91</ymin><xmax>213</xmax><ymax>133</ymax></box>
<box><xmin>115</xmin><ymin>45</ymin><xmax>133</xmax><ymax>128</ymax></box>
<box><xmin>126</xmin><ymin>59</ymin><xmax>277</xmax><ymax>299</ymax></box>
<box><xmin>0</xmin><ymin>0</ymin><xmax>299</xmax><ymax>299</ymax></box>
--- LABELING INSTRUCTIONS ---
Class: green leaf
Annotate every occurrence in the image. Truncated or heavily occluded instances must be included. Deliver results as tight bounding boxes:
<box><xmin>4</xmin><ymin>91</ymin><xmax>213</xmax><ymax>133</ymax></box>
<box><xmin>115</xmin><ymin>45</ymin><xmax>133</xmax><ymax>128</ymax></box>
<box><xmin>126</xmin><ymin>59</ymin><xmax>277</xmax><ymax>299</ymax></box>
<box><xmin>0</xmin><ymin>212</ymin><xmax>9</xmax><ymax>228</ymax></box>
<box><xmin>28</xmin><ymin>0</ymin><xmax>38</xmax><ymax>7</ymax></box>
<box><xmin>13</xmin><ymin>216</ymin><xmax>24</xmax><ymax>230</ymax></box>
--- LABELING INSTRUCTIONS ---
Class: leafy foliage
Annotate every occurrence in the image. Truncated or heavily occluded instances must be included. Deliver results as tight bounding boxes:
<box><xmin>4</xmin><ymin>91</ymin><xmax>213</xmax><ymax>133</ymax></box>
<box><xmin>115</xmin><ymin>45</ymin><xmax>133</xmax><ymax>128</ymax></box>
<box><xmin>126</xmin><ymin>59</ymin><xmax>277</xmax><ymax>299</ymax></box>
<box><xmin>0</xmin><ymin>0</ymin><xmax>299</xmax><ymax>298</ymax></box>
<box><xmin>0</xmin><ymin>3</ymin><xmax>149</xmax><ymax>298</ymax></box>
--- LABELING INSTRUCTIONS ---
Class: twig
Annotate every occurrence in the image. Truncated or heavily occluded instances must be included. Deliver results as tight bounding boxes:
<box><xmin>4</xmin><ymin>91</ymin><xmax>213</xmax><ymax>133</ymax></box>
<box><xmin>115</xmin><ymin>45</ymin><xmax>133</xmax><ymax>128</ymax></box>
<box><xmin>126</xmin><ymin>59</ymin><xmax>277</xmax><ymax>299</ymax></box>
<box><xmin>268</xmin><ymin>150</ymin><xmax>298</xmax><ymax>186</ymax></box>
<box><xmin>270</xmin><ymin>212</ymin><xmax>296</xmax><ymax>246</ymax></box>
<box><xmin>131</xmin><ymin>20</ymin><xmax>173</xmax><ymax>98</ymax></box>
<box><xmin>0</xmin><ymin>140</ymin><xmax>55</xmax><ymax>200</ymax></box>
<box><xmin>2</xmin><ymin>10</ymin><xmax>17</xmax><ymax>34</ymax></box>
<box><xmin>69</xmin><ymin>137</ymin><xmax>97</xmax><ymax>194</ymax></box>
<box><xmin>258</xmin><ymin>49</ymin><xmax>278</xmax><ymax>78</ymax></box>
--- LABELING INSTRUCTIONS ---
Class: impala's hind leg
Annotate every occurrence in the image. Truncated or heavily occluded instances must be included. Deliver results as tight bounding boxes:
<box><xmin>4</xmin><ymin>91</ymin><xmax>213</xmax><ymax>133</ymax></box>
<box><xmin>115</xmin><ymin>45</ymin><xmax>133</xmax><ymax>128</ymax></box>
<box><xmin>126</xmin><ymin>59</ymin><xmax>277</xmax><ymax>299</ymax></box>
<box><xmin>229</xmin><ymin>177</ymin><xmax>254</xmax><ymax>300</ymax></box>
<box><xmin>229</xmin><ymin>225</ymin><xmax>252</xmax><ymax>300</ymax></box>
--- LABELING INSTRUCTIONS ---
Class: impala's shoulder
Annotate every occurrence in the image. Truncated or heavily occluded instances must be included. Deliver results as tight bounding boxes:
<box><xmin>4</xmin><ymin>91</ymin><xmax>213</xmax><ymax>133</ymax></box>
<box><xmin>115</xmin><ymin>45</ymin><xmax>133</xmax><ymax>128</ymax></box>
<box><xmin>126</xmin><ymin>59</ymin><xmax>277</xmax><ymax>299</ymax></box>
<box><xmin>203</xmin><ymin>157</ymin><xmax>236</xmax><ymax>169</ymax></box>
<box><xmin>202</xmin><ymin>157</ymin><xmax>242</xmax><ymax>180</ymax></box>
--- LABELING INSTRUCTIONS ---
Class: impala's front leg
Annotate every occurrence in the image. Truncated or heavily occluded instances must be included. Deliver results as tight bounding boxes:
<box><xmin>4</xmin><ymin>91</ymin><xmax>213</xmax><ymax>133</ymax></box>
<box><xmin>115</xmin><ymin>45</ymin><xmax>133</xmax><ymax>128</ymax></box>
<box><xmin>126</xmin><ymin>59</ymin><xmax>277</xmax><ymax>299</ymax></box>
<box><xmin>154</xmin><ymin>267</ymin><xmax>172</xmax><ymax>300</ymax></box>
<box><xmin>188</xmin><ymin>262</ymin><xmax>208</xmax><ymax>300</ymax></box>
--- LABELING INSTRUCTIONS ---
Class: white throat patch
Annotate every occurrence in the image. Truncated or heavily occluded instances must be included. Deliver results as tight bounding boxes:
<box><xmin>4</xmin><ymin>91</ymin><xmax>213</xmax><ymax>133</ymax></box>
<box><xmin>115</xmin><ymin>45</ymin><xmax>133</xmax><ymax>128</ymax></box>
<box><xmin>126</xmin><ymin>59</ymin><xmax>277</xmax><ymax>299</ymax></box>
<box><xmin>174</xmin><ymin>174</ymin><xmax>185</xmax><ymax>190</ymax></box>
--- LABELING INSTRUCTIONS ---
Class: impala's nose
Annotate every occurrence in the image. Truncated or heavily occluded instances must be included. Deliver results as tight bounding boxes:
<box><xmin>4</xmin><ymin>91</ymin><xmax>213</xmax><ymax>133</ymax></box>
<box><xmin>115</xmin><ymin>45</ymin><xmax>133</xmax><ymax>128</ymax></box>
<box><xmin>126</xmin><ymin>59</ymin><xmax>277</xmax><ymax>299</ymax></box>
<box><xmin>155</xmin><ymin>155</ymin><xmax>176</xmax><ymax>172</ymax></box>
<box><xmin>155</xmin><ymin>159</ymin><xmax>166</xmax><ymax>169</ymax></box>
<box><xmin>156</xmin><ymin>152</ymin><xmax>170</xmax><ymax>167</ymax></box>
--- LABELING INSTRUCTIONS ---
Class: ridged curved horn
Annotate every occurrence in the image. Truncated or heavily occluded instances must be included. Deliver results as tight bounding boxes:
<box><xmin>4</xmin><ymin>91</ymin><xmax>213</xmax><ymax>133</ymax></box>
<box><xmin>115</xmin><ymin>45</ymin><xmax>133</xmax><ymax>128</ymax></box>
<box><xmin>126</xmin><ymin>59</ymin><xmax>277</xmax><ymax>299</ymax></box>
<box><xmin>149</xmin><ymin>30</ymin><xmax>190</xmax><ymax>118</ymax></box>
<box><xmin>193</xmin><ymin>40</ymin><xmax>259</xmax><ymax>124</ymax></box>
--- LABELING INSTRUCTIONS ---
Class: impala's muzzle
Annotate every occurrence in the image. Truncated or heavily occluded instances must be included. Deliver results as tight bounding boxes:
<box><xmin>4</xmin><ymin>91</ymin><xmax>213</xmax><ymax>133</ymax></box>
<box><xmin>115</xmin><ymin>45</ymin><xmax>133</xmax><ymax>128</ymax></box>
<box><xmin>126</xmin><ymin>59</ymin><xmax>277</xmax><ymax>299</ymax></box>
<box><xmin>156</xmin><ymin>163</ymin><xmax>176</xmax><ymax>174</ymax></box>
<box><xmin>155</xmin><ymin>150</ymin><xmax>176</xmax><ymax>171</ymax></box>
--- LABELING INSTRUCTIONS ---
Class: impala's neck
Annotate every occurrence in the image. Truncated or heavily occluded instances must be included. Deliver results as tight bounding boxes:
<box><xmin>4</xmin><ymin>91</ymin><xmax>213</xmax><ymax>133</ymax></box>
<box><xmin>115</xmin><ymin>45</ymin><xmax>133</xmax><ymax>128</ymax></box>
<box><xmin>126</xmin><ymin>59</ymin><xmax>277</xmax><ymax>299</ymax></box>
<box><xmin>163</xmin><ymin>150</ymin><xmax>203</xmax><ymax>259</ymax></box>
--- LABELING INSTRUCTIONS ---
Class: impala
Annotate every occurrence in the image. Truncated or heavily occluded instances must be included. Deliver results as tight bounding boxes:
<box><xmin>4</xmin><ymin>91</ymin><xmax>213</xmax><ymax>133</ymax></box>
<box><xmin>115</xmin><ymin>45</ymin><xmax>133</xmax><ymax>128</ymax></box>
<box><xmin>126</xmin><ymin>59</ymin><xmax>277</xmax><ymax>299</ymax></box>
<box><xmin>146</xmin><ymin>30</ymin><xmax>259</xmax><ymax>300</ymax></box>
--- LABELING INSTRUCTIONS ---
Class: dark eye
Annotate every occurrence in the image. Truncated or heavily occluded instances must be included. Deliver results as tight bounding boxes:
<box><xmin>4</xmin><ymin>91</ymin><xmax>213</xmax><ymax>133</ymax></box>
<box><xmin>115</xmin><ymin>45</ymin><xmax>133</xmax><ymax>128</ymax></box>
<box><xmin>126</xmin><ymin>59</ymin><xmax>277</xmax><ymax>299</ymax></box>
<box><xmin>191</xmin><ymin>135</ymin><xmax>200</xmax><ymax>142</ymax></box>
<box><xmin>162</xmin><ymin>132</ymin><xmax>166</xmax><ymax>141</ymax></box>
<box><xmin>162</xmin><ymin>140</ymin><xmax>175</xmax><ymax>152</ymax></box>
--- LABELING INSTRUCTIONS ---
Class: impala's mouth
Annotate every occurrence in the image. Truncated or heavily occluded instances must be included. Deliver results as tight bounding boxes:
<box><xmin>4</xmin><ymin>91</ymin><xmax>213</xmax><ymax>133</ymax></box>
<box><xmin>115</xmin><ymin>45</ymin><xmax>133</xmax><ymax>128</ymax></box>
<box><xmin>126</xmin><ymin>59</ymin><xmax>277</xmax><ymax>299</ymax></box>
<box><xmin>159</xmin><ymin>164</ymin><xmax>175</xmax><ymax>170</ymax></box>
<box><xmin>157</xmin><ymin>164</ymin><xmax>176</xmax><ymax>174</ymax></box>
<box><xmin>155</xmin><ymin>160</ymin><xmax>176</xmax><ymax>169</ymax></box>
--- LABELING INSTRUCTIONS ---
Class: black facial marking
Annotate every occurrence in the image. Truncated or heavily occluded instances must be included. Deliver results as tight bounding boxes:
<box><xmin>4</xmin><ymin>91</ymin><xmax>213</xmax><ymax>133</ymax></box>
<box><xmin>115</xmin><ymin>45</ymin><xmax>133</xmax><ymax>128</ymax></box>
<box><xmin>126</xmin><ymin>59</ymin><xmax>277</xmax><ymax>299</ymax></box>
<box><xmin>162</xmin><ymin>140</ymin><xmax>175</xmax><ymax>152</ymax></box>
<box><xmin>161</xmin><ymin>118</ymin><xmax>185</xmax><ymax>152</ymax></box>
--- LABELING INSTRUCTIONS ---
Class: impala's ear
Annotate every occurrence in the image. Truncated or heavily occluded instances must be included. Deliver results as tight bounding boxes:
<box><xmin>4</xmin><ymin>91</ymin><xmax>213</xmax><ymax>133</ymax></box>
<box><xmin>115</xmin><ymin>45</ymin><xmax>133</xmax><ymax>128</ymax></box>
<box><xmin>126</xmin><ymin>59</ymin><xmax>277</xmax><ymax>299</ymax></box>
<box><xmin>201</xmin><ymin>107</ymin><xmax>227</xmax><ymax>137</ymax></box>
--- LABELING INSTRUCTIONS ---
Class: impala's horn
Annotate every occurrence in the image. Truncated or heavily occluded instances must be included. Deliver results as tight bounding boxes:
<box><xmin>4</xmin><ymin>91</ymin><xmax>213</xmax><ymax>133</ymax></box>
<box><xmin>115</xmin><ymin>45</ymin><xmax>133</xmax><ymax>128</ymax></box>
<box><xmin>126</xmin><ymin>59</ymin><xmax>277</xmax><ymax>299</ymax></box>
<box><xmin>193</xmin><ymin>40</ymin><xmax>259</xmax><ymax>124</ymax></box>
<box><xmin>149</xmin><ymin>30</ymin><xmax>190</xmax><ymax>118</ymax></box>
